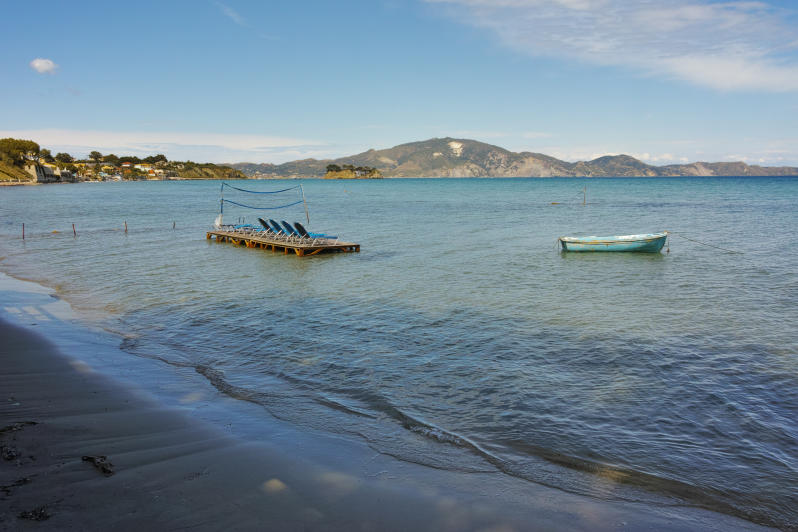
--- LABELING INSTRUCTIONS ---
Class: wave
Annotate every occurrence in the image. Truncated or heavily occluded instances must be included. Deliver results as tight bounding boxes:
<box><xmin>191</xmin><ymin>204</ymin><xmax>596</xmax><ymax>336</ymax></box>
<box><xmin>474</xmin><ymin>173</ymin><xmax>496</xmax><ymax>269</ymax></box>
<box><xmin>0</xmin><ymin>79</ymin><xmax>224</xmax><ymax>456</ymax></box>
<box><xmin>117</xmin><ymin>332</ymin><xmax>793</xmax><ymax>530</ymax></box>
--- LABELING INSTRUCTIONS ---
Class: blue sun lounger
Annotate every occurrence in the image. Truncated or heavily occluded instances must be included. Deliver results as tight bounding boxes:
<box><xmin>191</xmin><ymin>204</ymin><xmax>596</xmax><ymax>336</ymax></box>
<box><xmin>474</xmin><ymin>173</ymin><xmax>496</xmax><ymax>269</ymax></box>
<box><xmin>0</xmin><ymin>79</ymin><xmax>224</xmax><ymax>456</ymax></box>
<box><xmin>268</xmin><ymin>219</ymin><xmax>288</xmax><ymax>236</ymax></box>
<box><xmin>294</xmin><ymin>221</ymin><xmax>337</xmax><ymax>240</ymax></box>
<box><xmin>281</xmin><ymin>220</ymin><xmax>302</xmax><ymax>238</ymax></box>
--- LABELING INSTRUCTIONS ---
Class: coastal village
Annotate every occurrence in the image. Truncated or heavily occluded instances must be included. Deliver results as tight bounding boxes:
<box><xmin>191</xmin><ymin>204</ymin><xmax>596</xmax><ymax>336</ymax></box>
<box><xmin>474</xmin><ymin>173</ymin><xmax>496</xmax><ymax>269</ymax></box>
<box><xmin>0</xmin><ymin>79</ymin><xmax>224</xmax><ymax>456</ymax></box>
<box><xmin>26</xmin><ymin>160</ymin><xmax>177</xmax><ymax>183</ymax></box>
<box><xmin>27</xmin><ymin>159</ymin><xmax>181</xmax><ymax>183</ymax></box>
<box><xmin>0</xmin><ymin>138</ymin><xmax>244</xmax><ymax>183</ymax></box>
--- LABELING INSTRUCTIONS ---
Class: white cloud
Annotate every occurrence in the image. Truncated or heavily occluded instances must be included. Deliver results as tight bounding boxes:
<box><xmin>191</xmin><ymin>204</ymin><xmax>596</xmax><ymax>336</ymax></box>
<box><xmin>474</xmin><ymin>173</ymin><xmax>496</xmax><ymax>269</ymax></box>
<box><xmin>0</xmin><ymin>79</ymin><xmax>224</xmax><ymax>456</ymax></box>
<box><xmin>29</xmin><ymin>58</ymin><xmax>58</xmax><ymax>74</ymax></box>
<box><xmin>215</xmin><ymin>2</ymin><xmax>246</xmax><ymax>26</ymax></box>
<box><xmin>426</xmin><ymin>0</ymin><xmax>798</xmax><ymax>92</ymax></box>
<box><xmin>0</xmin><ymin>129</ymin><xmax>328</xmax><ymax>164</ymax></box>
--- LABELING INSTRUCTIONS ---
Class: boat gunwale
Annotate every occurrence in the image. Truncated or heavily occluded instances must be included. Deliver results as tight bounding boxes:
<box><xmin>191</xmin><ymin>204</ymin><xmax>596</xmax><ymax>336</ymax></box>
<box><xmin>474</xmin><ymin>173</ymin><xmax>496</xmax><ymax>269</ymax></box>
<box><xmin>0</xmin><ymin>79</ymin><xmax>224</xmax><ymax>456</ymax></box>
<box><xmin>558</xmin><ymin>232</ymin><xmax>668</xmax><ymax>244</ymax></box>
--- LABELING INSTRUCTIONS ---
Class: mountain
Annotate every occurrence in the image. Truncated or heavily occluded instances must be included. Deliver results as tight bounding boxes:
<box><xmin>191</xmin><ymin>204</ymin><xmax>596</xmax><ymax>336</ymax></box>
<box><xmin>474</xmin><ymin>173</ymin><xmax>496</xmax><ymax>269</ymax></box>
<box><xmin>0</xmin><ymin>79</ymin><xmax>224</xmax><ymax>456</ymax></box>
<box><xmin>230</xmin><ymin>138</ymin><xmax>798</xmax><ymax>178</ymax></box>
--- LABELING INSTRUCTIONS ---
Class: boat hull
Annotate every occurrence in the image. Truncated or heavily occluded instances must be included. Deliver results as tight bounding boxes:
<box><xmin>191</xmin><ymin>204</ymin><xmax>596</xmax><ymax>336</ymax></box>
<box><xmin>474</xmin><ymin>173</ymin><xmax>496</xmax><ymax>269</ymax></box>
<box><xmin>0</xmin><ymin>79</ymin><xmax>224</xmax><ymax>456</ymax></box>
<box><xmin>559</xmin><ymin>232</ymin><xmax>667</xmax><ymax>253</ymax></box>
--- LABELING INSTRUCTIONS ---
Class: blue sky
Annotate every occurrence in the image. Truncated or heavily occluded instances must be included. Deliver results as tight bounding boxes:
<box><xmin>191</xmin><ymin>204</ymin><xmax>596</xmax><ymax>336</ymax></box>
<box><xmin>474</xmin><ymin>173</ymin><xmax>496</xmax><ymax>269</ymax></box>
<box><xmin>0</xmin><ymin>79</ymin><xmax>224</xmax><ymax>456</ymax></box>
<box><xmin>2</xmin><ymin>0</ymin><xmax>798</xmax><ymax>165</ymax></box>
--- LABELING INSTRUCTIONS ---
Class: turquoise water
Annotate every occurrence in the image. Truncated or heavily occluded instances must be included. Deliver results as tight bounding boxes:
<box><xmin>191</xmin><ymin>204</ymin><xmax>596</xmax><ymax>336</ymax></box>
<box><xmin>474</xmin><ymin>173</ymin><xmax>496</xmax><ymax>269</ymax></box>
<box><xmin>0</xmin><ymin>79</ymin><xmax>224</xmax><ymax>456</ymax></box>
<box><xmin>1</xmin><ymin>178</ymin><xmax>796</xmax><ymax>529</ymax></box>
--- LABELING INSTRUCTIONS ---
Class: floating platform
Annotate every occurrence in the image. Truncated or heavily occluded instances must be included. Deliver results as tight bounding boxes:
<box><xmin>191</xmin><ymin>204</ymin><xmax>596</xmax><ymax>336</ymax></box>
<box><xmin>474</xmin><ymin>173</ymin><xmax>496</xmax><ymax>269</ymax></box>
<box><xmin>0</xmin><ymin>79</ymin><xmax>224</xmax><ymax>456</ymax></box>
<box><xmin>206</xmin><ymin>229</ymin><xmax>360</xmax><ymax>257</ymax></box>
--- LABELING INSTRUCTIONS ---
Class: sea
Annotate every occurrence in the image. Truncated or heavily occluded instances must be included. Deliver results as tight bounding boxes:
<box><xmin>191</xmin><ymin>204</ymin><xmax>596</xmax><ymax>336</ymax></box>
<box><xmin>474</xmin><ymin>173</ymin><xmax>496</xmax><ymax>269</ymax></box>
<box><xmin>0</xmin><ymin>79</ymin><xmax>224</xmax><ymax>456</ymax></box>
<box><xmin>1</xmin><ymin>177</ymin><xmax>796</xmax><ymax>529</ymax></box>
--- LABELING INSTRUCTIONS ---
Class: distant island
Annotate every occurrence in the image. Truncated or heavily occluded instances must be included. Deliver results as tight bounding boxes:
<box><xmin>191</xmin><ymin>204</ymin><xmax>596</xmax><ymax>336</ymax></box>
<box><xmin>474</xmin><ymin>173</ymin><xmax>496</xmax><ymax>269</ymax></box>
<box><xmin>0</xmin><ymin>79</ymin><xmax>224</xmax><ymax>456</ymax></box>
<box><xmin>0</xmin><ymin>138</ymin><xmax>245</xmax><ymax>184</ymax></box>
<box><xmin>323</xmin><ymin>164</ymin><xmax>382</xmax><ymax>179</ymax></box>
<box><xmin>232</xmin><ymin>137</ymin><xmax>798</xmax><ymax>179</ymax></box>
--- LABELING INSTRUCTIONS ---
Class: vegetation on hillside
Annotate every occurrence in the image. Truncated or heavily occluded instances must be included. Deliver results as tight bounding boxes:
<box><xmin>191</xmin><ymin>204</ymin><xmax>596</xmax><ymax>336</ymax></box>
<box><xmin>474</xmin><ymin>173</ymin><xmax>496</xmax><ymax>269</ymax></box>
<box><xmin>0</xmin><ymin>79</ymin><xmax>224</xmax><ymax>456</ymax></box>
<box><xmin>0</xmin><ymin>138</ymin><xmax>40</xmax><ymax>182</ymax></box>
<box><xmin>178</xmin><ymin>162</ymin><xmax>246</xmax><ymax>180</ymax></box>
<box><xmin>0</xmin><ymin>161</ymin><xmax>32</xmax><ymax>181</ymax></box>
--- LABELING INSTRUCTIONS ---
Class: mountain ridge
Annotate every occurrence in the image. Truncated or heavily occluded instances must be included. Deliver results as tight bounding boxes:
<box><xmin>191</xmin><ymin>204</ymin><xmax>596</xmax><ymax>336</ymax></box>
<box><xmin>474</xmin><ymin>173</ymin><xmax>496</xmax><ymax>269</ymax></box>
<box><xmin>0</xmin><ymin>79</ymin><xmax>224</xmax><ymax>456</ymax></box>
<box><xmin>230</xmin><ymin>138</ymin><xmax>798</xmax><ymax>178</ymax></box>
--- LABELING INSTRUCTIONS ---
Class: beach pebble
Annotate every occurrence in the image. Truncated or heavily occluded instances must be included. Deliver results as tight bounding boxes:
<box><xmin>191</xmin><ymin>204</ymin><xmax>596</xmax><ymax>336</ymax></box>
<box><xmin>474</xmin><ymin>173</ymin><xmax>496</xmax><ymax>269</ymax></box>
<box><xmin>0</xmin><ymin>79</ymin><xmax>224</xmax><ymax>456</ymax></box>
<box><xmin>82</xmin><ymin>455</ymin><xmax>115</xmax><ymax>476</ymax></box>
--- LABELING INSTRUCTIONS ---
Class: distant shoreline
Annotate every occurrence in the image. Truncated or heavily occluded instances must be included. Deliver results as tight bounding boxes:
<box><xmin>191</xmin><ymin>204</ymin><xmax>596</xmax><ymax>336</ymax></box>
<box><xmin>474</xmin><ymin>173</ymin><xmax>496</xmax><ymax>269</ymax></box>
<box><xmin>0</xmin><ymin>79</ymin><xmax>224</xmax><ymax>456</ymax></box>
<box><xmin>4</xmin><ymin>174</ymin><xmax>798</xmax><ymax>186</ymax></box>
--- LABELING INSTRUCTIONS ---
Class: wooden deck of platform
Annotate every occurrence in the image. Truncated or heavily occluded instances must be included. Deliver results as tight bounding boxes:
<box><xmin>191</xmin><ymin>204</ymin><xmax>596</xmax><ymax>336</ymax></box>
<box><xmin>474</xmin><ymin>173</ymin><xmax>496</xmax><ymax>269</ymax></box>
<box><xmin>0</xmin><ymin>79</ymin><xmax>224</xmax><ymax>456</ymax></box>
<box><xmin>206</xmin><ymin>230</ymin><xmax>360</xmax><ymax>257</ymax></box>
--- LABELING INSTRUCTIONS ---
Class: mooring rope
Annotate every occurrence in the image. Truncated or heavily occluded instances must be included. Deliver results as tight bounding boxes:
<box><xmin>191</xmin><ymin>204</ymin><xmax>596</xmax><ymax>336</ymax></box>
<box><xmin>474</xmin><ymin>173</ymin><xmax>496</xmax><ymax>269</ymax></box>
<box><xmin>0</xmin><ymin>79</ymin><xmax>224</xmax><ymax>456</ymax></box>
<box><xmin>221</xmin><ymin>182</ymin><xmax>301</xmax><ymax>194</ymax></box>
<box><xmin>221</xmin><ymin>198</ymin><xmax>304</xmax><ymax>210</ymax></box>
<box><xmin>668</xmin><ymin>231</ymin><xmax>743</xmax><ymax>254</ymax></box>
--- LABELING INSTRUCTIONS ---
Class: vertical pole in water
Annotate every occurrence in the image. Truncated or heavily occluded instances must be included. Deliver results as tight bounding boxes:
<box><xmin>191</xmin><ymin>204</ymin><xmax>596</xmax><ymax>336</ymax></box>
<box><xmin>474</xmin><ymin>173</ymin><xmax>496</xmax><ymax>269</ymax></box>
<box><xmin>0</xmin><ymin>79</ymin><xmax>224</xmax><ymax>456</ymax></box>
<box><xmin>301</xmin><ymin>185</ymin><xmax>310</xmax><ymax>225</ymax></box>
<box><xmin>22</xmin><ymin>223</ymin><xmax>25</xmax><ymax>240</ymax></box>
<box><xmin>72</xmin><ymin>223</ymin><xmax>76</xmax><ymax>237</ymax></box>
<box><xmin>173</xmin><ymin>221</ymin><xmax>176</xmax><ymax>230</ymax></box>
<box><xmin>583</xmin><ymin>186</ymin><xmax>586</xmax><ymax>206</ymax></box>
<box><xmin>124</xmin><ymin>221</ymin><xmax>128</xmax><ymax>233</ymax></box>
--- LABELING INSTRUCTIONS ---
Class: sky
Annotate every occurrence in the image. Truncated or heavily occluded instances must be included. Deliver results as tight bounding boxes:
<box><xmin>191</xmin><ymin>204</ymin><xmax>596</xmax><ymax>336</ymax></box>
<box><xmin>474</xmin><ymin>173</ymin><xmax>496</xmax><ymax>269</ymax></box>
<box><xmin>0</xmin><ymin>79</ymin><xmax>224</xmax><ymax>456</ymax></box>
<box><xmin>1</xmin><ymin>0</ymin><xmax>798</xmax><ymax>166</ymax></box>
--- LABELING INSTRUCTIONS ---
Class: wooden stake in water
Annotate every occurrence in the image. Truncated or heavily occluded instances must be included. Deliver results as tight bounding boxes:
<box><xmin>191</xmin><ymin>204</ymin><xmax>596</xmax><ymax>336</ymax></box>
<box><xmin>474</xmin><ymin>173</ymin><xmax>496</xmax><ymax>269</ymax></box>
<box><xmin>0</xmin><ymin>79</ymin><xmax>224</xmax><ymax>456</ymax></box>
<box><xmin>22</xmin><ymin>223</ymin><xmax>25</xmax><ymax>240</ymax></box>
<box><xmin>72</xmin><ymin>223</ymin><xmax>76</xmax><ymax>237</ymax></box>
<box><xmin>125</xmin><ymin>221</ymin><xmax>128</xmax><ymax>233</ymax></box>
<box><xmin>173</xmin><ymin>221</ymin><xmax>176</xmax><ymax>230</ymax></box>
<box><xmin>583</xmin><ymin>185</ymin><xmax>587</xmax><ymax>206</ymax></box>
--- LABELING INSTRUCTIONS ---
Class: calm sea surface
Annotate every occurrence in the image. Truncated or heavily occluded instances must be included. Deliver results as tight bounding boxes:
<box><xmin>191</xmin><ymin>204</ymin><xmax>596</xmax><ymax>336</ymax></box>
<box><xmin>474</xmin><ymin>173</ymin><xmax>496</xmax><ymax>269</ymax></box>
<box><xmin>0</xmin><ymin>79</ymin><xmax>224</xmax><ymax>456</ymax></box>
<box><xmin>1</xmin><ymin>178</ymin><xmax>796</xmax><ymax>529</ymax></box>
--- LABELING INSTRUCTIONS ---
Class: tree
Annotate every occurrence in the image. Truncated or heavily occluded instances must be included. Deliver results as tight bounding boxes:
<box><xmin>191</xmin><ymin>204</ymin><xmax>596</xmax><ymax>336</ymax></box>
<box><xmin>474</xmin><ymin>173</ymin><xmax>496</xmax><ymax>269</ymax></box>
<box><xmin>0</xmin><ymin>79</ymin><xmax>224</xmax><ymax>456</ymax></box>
<box><xmin>326</xmin><ymin>164</ymin><xmax>342</xmax><ymax>173</ymax></box>
<box><xmin>103</xmin><ymin>153</ymin><xmax>120</xmax><ymax>165</ymax></box>
<box><xmin>40</xmin><ymin>148</ymin><xmax>54</xmax><ymax>162</ymax></box>
<box><xmin>143</xmin><ymin>154</ymin><xmax>167</xmax><ymax>164</ymax></box>
<box><xmin>55</xmin><ymin>152</ymin><xmax>74</xmax><ymax>163</ymax></box>
<box><xmin>89</xmin><ymin>151</ymin><xmax>103</xmax><ymax>162</ymax></box>
<box><xmin>0</xmin><ymin>138</ymin><xmax>40</xmax><ymax>166</ymax></box>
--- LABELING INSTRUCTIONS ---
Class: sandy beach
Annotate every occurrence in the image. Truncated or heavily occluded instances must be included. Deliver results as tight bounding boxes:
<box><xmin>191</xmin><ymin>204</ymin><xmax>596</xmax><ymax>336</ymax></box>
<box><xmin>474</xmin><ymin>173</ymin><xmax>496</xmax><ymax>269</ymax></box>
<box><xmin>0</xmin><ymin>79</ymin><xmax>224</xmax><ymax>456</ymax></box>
<box><xmin>0</xmin><ymin>274</ymin><xmax>772</xmax><ymax>531</ymax></box>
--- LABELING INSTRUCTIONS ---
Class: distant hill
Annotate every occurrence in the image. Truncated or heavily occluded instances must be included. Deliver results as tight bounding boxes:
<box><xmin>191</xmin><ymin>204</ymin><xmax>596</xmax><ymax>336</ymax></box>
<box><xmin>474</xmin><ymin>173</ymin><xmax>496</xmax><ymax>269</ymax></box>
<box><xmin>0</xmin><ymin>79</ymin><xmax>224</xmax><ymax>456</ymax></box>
<box><xmin>175</xmin><ymin>163</ymin><xmax>246</xmax><ymax>180</ymax></box>
<box><xmin>231</xmin><ymin>138</ymin><xmax>798</xmax><ymax>178</ymax></box>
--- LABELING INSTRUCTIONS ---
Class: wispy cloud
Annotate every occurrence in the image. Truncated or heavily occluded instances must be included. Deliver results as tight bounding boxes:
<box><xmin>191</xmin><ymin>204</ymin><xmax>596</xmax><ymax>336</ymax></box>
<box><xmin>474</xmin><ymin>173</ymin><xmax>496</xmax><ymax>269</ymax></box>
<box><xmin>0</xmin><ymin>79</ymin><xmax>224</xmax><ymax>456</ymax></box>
<box><xmin>29</xmin><ymin>58</ymin><xmax>58</xmax><ymax>74</ymax></box>
<box><xmin>426</xmin><ymin>0</ymin><xmax>798</xmax><ymax>92</ymax></box>
<box><xmin>215</xmin><ymin>1</ymin><xmax>246</xmax><ymax>26</ymax></box>
<box><xmin>0</xmin><ymin>129</ymin><xmax>328</xmax><ymax>163</ymax></box>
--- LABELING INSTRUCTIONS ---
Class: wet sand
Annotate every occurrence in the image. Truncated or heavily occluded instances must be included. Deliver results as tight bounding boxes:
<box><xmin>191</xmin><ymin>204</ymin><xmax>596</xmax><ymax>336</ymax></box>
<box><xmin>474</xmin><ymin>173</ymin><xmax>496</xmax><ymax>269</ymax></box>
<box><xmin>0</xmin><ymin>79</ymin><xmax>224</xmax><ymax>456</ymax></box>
<box><xmin>0</xmin><ymin>279</ymin><xmax>772</xmax><ymax>530</ymax></box>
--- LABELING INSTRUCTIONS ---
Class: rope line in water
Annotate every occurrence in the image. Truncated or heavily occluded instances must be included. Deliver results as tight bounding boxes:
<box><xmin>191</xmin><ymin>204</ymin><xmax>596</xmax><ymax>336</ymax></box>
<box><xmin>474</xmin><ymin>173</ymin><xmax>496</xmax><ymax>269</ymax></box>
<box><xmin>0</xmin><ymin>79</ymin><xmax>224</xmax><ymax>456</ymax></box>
<box><xmin>668</xmin><ymin>232</ymin><xmax>743</xmax><ymax>254</ymax></box>
<box><xmin>221</xmin><ymin>198</ymin><xmax>304</xmax><ymax>210</ymax></box>
<box><xmin>221</xmin><ymin>182</ymin><xmax>301</xmax><ymax>194</ymax></box>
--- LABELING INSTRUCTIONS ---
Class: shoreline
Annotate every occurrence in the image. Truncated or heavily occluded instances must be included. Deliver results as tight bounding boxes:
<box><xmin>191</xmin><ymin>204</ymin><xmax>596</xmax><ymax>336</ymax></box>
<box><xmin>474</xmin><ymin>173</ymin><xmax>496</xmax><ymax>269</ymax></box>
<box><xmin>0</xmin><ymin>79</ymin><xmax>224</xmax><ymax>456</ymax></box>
<box><xmin>0</xmin><ymin>272</ymin><xmax>772</xmax><ymax>530</ymax></box>
<box><xmin>4</xmin><ymin>175</ymin><xmax>798</xmax><ymax>186</ymax></box>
